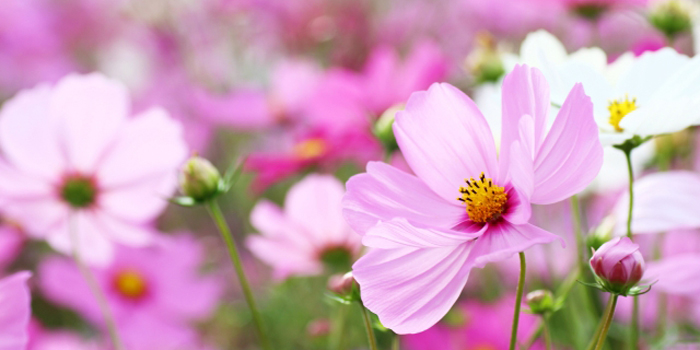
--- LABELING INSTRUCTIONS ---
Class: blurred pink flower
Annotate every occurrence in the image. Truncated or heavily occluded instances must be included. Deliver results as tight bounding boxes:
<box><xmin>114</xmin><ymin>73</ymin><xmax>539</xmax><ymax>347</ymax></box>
<box><xmin>0</xmin><ymin>271</ymin><xmax>32</xmax><ymax>350</ymax></box>
<box><xmin>344</xmin><ymin>65</ymin><xmax>602</xmax><ymax>333</ymax></box>
<box><xmin>38</xmin><ymin>234</ymin><xmax>221</xmax><ymax>349</ymax></box>
<box><xmin>0</xmin><ymin>223</ymin><xmax>25</xmax><ymax>271</ymax></box>
<box><xmin>0</xmin><ymin>73</ymin><xmax>188</xmax><ymax>266</ymax></box>
<box><xmin>28</xmin><ymin>324</ymin><xmax>104</xmax><ymax>350</ymax></box>
<box><xmin>403</xmin><ymin>295</ymin><xmax>544</xmax><ymax>350</ymax></box>
<box><xmin>245</xmin><ymin>128</ymin><xmax>380</xmax><ymax>192</ymax></box>
<box><xmin>247</xmin><ymin>174</ymin><xmax>362</xmax><ymax>279</ymax></box>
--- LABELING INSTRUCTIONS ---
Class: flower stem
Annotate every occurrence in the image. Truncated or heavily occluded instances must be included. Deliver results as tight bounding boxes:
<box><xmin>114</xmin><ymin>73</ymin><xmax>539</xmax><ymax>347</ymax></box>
<box><xmin>328</xmin><ymin>305</ymin><xmax>348</xmax><ymax>350</ymax></box>
<box><xmin>630</xmin><ymin>296</ymin><xmax>640</xmax><ymax>350</ymax></box>
<box><xmin>206</xmin><ymin>200</ymin><xmax>270</xmax><ymax>350</ymax></box>
<box><xmin>69</xmin><ymin>214</ymin><xmax>125</xmax><ymax>350</ymax></box>
<box><xmin>509</xmin><ymin>252</ymin><xmax>527</xmax><ymax>350</ymax></box>
<box><xmin>543</xmin><ymin>315</ymin><xmax>553</xmax><ymax>350</ymax></box>
<box><xmin>570</xmin><ymin>195</ymin><xmax>586</xmax><ymax>274</ymax></box>
<box><xmin>623</xmin><ymin>149</ymin><xmax>634</xmax><ymax>239</ymax></box>
<box><xmin>360</xmin><ymin>303</ymin><xmax>378</xmax><ymax>350</ymax></box>
<box><xmin>593</xmin><ymin>294</ymin><xmax>619</xmax><ymax>350</ymax></box>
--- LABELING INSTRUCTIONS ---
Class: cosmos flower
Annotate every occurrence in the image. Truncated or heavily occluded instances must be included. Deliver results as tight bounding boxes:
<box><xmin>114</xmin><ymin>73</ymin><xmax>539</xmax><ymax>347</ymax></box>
<box><xmin>0</xmin><ymin>73</ymin><xmax>187</xmax><ymax>266</ymax></box>
<box><xmin>343</xmin><ymin>65</ymin><xmax>602</xmax><ymax>333</ymax></box>
<box><xmin>0</xmin><ymin>271</ymin><xmax>32</xmax><ymax>350</ymax></box>
<box><xmin>521</xmin><ymin>30</ymin><xmax>700</xmax><ymax>146</ymax></box>
<box><xmin>247</xmin><ymin>174</ymin><xmax>362</xmax><ymax>279</ymax></box>
<box><xmin>38</xmin><ymin>234</ymin><xmax>222</xmax><ymax>349</ymax></box>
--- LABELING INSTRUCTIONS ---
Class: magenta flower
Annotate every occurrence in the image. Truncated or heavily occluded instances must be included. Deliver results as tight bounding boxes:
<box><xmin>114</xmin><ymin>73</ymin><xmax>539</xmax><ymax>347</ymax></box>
<box><xmin>0</xmin><ymin>73</ymin><xmax>188</xmax><ymax>266</ymax></box>
<box><xmin>590</xmin><ymin>237</ymin><xmax>645</xmax><ymax>295</ymax></box>
<box><xmin>247</xmin><ymin>174</ymin><xmax>362</xmax><ymax>279</ymax></box>
<box><xmin>0</xmin><ymin>271</ymin><xmax>32</xmax><ymax>350</ymax></box>
<box><xmin>38</xmin><ymin>234</ymin><xmax>221</xmax><ymax>349</ymax></box>
<box><xmin>343</xmin><ymin>65</ymin><xmax>603</xmax><ymax>333</ymax></box>
<box><xmin>403</xmin><ymin>295</ymin><xmax>544</xmax><ymax>350</ymax></box>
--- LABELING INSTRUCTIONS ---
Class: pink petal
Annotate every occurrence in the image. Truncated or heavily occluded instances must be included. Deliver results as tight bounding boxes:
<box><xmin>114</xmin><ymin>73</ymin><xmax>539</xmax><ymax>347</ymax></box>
<box><xmin>468</xmin><ymin>222</ymin><xmax>563</xmax><ymax>269</ymax></box>
<box><xmin>250</xmin><ymin>200</ymin><xmax>288</xmax><ymax>237</ymax></box>
<box><xmin>0</xmin><ymin>83</ymin><xmax>65</xmax><ymax>179</ymax></box>
<box><xmin>94</xmin><ymin>213</ymin><xmax>153</xmax><ymax>247</ymax></box>
<box><xmin>502</xmin><ymin>187</ymin><xmax>532</xmax><ymax>226</ymax></box>
<box><xmin>97</xmin><ymin>107</ymin><xmax>187</xmax><ymax>188</ymax></box>
<box><xmin>284</xmin><ymin>174</ymin><xmax>349</xmax><ymax>244</ymax></box>
<box><xmin>644</xmin><ymin>254</ymin><xmax>700</xmax><ymax>296</ymax></box>
<box><xmin>531</xmin><ymin>83</ymin><xmax>603</xmax><ymax>204</ymax></box>
<box><xmin>362</xmin><ymin>218</ymin><xmax>484</xmax><ymax>249</ymax></box>
<box><xmin>395</xmin><ymin>83</ymin><xmax>498</xmax><ymax>202</ymax></box>
<box><xmin>38</xmin><ymin>257</ymin><xmax>103</xmax><ymax>324</ymax></box>
<box><xmin>0</xmin><ymin>271</ymin><xmax>31</xmax><ymax>350</ymax></box>
<box><xmin>98</xmin><ymin>173</ymin><xmax>175</xmax><ymax>223</ymax></box>
<box><xmin>246</xmin><ymin>236</ymin><xmax>321</xmax><ymax>280</ymax></box>
<box><xmin>49</xmin><ymin>74</ymin><xmax>130</xmax><ymax>172</ymax></box>
<box><xmin>499</xmin><ymin>65</ymin><xmax>550</xmax><ymax>167</ymax></box>
<box><xmin>46</xmin><ymin>211</ymin><xmax>115</xmax><ymax>267</ymax></box>
<box><xmin>342</xmin><ymin>162</ymin><xmax>464</xmax><ymax>235</ymax></box>
<box><xmin>353</xmin><ymin>244</ymin><xmax>472</xmax><ymax>334</ymax></box>
<box><xmin>615</xmin><ymin>171</ymin><xmax>700</xmax><ymax>235</ymax></box>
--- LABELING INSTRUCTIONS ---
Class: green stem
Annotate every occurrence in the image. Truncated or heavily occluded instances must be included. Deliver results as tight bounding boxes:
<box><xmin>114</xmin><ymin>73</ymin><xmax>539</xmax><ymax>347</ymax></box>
<box><xmin>328</xmin><ymin>305</ymin><xmax>348</xmax><ymax>350</ymax></box>
<box><xmin>543</xmin><ymin>315</ymin><xmax>553</xmax><ymax>350</ymax></box>
<box><xmin>206</xmin><ymin>201</ymin><xmax>270</xmax><ymax>350</ymax></box>
<box><xmin>570</xmin><ymin>195</ymin><xmax>586</xmax><ymax>274</ymax></box>
<box><xmin>624</xmin><ymin>149</ymin><xmax>635</xmax><ymax>239</ymax></box>
<box><xmin>523</xmin><ymin>322</ymin><xmax>544</xmax><ymax>350</ymax></box>
<box><xmin>69</xmin><ymin>213</ymin><xmax>125</xmax><ymax>350</ymax></box>
<box><xmin>594</xmin><ymin>294</ymin><xmax>619</xmax><ymax>350</ymax></box>
<box><xmin>392</xmin><ymin>333</ymin><xmax>400</xmax><ymax>350</ymax></box>
<box><xmin>630</xmin><ymin>296</ymin><xmax>639</xmax><ymax>350</ymax></box>
<box><xmin>509</xmin><ymin>252</ymin><xmax>527</xmax><ymax>350</ymax></box>
<box><xmin>360</xmin><ymin>303</ymin><xmax>378</xmax><ymax>350</ymax></box>
<box><xmin>598</xmin><ymin>294</ymin><xmax>621</xmax><ymax>350</ymax></box>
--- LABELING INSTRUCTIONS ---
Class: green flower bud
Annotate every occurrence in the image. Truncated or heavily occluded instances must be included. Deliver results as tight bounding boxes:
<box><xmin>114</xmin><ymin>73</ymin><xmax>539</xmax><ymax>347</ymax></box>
<box><xmin>374</xmin><ymin>104</ymin><xmax>403</xmax><ymax>153</ymax></box>
<box><xmin>465</xmin><ymin>32</ymin><xmax>505</xmax><ymax>85</ymax></box>
<box><xmin>179</xmin><ymin>155</ymin><xmax>222</xmax><ymax>202</ymax></box>
<box><xmin>649</xmin><ymin>0</ymin><xmax>696</xmax><ymax>40</ymax></box>
<box><xmin>526</xmin><ymin>289</ymin><xmax>555</xmax><ymax>315</ymax></box>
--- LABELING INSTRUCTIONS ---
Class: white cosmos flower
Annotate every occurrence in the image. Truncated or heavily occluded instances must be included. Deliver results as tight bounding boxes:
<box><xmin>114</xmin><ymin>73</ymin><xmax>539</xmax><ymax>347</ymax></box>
<box><xmin>519</xmin><ymin>30</ymin><xmax>700</xmax><ymax>146</ymax></box>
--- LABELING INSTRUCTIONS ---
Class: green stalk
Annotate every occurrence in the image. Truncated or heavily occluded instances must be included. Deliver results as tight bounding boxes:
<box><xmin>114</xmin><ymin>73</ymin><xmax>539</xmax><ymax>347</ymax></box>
<box><xmin>623</xmin><ymin>149</ymin><xmax>635</xmax><ymax>239</ymax></box>
<box><xmin>360</xmin><ymin>303</ymin><xmax>378</xmax><ymax>350</ymax></box>
<box><xmin>206</xmin><ymin>201</ymin><xmax>270</xmax><ymax>350</ymax></box>
<box><xmin>69</xmin><ymin>213</ymin><xmax>125</xmax><ymax>350</ymax></box>
<box><xmin>594</xmin><ymin>294</ymin><xmax>619</xmax><ymax>350</ymax></box>
<box><xmin>328</xmin><ymin>305</ymin><xmax>348</xmax><ymax>350</ymax></box>
<box><xmin>509</xmin><ymin>252</ymin><xmax>527</xmax><ymax>350</ymax></box>
<box><xmin>543</xmin><ymin>315</ymin><xmax>553</xmax><ymax>350</ymax></box>
<box><xmin>570</xmin><ymin>195</ymin><xmax>586</xmax><ymax>272</ymax></box>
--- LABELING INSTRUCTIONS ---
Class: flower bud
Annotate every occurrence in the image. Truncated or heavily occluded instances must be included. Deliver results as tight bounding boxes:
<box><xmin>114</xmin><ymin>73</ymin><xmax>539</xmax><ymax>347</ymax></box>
<box><xmin>526</xmin><ymin>289</ymin><xmax>555</xmax><ymax>315</ymax></box>
<box><xmin>374</xmin><ymin>104</ymin><xmax>402</xmax><ymax>153</ymax></box>
<box><xmin>179</xmin><ymin>155</ymin><xmax>222</xmax><ymax>202</ymax></box>
<box><xmin>464</xmin><ymin>32</ymin><xmax>505</xmax><ymax>84</ymax></box>
<box><xmin>327</xmin><ymin>272</ymin><xmax>356</xmax><ymax>297</ymax></box>
<box><xmin>590</xmin><ymin>237</ymin><xmax>645</xmax><ymax>295</ymax></box>
<box><xmin>649</xmin><ymin>0</ymin><xmax>696</xmax><ymax>40</ymax></box>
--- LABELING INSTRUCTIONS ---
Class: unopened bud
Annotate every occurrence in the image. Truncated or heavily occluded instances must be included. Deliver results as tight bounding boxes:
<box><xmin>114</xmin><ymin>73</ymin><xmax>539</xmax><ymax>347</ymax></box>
<box><xmin>590</xmin><ymin>237</ymin><xmax>645</xmax><ymax>295</ymax></box>
<box><xmin>328</xmin><ymin>272</ymin><xmax>356</xmax><ymax>297</ymax></box>
<box><xmin>374</xmin><ymin>104</ymin><xmax>402</xmax><ymax>153</ymax></box>
<box><xmin>526</xmin><ymin>289</ymin><xmax>555</xmax><ymax>315</ymax></box>
<box><xmin>649</xmin><ymin>0</ymin><xmax>695</xmax><ymax>40</ymax></box>
<box><xmin>465</xmin><ymin>32</ymin><xmax>505</xmax><ymax>84</ymax></box>
<box><xmin>179</xmin><ymin>155</ymin><xmax>222</xmax><ymax>202</ymax></box>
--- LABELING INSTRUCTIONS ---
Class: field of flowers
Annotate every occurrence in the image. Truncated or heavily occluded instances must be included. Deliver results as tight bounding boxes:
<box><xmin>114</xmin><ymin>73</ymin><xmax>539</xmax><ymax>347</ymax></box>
<box><xmin>1</xmin><ymin>0</ymin><xmax>700</xmax><ymax>349</ymax></box>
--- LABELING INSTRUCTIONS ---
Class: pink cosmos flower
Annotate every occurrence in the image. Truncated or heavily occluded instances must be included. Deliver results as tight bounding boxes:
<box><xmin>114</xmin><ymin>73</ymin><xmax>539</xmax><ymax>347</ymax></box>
<box><xmin>0</xmin><ymin>73</ymin><xmax>188</xmax><ymax>266</ymax></box>
<box><xmin>247</xmin><ymin>174</ymin><xmax>362</xmax><ymax>279</ymax></box>
<box><xmin>590</xmin><ymin>237</ymin><xmax>645</xmax><ymax>294</ymax></box>
<box><xmin>0</xmin><ymin>271</ymin><xmax>32</xmax><ymax>350</ymax></box>
<box><xmin>403</xmin><ymin>296</ymin><xmax>544</xmax><ymax>350</ymax></box>
<box><xmin>38</xmin><ymin>234</ymin><xmax>221</xmax><ymax>349</ymax></box>
<box><xmin>343</xmin><ymin>65</ymin><xmax>603</xmax><ymax>333</ymax></box>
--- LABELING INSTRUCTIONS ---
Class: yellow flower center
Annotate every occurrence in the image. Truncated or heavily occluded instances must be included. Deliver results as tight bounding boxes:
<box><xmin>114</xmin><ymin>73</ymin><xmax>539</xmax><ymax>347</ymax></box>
<box><xmin>472</xmin><ymin>345</ymin><xmax>498</xmax><ymax>350</ymax></box>
<box><xmin>608</xmin><ymin>95</ymin><xmax>638</xmax><ymax>132</ymax></box>
<box><xmin>113</xmin><ymin>269</ymin><xmax>148</xmax><ymax>299</ymax></box>
<box><xmin>458</xmin><ymin>172</ymin><xmax>507</xmax><ymax>223</ymax></box>
<box><xmin>294</xmin><ymin>138</ymin><xmax>327</xmax><ymax>160</ymax></box>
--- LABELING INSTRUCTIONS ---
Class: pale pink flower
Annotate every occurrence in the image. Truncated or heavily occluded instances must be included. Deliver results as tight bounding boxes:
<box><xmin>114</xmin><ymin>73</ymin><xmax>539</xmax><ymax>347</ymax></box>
<box><xmin>247</xmin><ymin>174</ymin><xmax>362</xmax><ymax>279</ymax></box>
<box><xmin>0</xmin><ymin>73</ymin><xmax>187</xmax><ymax>266</ymax></box>
<box><xmin>0</xmin><ymin>271</ymin><xmax>32</xmax><ymax>350</ymax></box>
<box><xmin>343</xmin><ymin>65</ymin><xmax>603</xmax><ymax>333</ymax></box>
<box><xmin>38</xmin><ymin>234</ymin><xmax>221</xmax><ymax>350</ymax></box>
<box><xmin>590</xmin><ymin>236</ymin><xmax>645</xmax><ymax>294</ymax></box>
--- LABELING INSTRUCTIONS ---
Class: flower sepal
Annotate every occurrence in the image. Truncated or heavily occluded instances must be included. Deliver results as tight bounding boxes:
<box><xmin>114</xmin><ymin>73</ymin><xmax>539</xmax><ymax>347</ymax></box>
<box><xmin>613</xmin><ymin>135</ymin><xmax>653</xmax><ymax>155</ymax></box>
<box><xmin>580</xmin><ymin>270</ymin><xmax>656</xmax><ymax>297</ymax></box>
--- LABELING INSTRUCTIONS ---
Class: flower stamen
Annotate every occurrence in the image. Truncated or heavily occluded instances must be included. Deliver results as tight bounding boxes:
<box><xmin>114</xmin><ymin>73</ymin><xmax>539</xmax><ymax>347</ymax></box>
<box><xmin>608</xmin><ymin>95</ymin><xmax>638</xmax><ymax>132</ymax></box>
<box><xmin>458</xmin><ymin>172</ymin><xmax>507</xmax><ymax>223</ymax></box>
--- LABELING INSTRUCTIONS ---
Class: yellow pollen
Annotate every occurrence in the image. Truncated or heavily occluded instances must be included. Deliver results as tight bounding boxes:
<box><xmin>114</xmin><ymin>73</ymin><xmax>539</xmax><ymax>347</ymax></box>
<box><xmin>113</xmin><ymin>270</ymin><xmax>148</xmax><ymax>299</ymax></box>
<box><xmin>608</xmin><ymin>95</ymin><xmax>638</xmax><ymax>132</ymax></box>
<box><xmin>458</xmin><ymin>172</ymin><xmax>507</xmax><ymax>223</ymax></box>
<box><xmin>294</xmin><ymin>138</ymin><xmax>327</xmax><ymax>160</ymax></box>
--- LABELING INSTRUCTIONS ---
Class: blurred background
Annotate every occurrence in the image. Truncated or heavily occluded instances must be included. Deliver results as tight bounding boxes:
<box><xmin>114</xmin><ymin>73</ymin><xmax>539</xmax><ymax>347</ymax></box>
<box><xmin>3</xmin><ymin>0</ymin><xmax>700</xmax><ymax>349</ymax></box>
